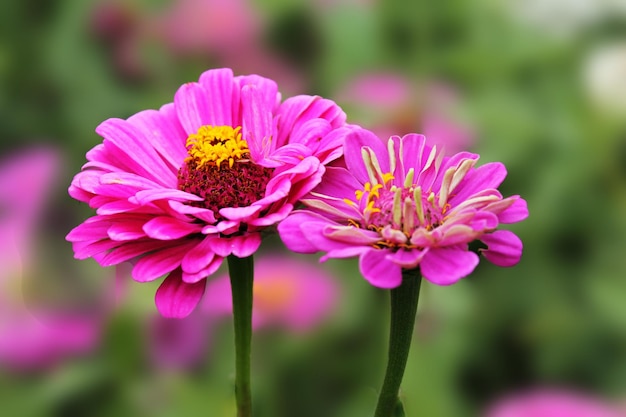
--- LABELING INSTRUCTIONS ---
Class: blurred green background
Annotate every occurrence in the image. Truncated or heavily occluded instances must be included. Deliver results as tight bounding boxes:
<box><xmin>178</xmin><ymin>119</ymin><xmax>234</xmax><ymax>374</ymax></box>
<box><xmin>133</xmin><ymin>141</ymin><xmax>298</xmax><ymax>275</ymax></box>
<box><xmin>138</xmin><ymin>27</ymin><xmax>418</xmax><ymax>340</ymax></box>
<box><xmin>2</xmin><ymin>0</ymin><xmax>626</xmax><ymax>416</ymax></box>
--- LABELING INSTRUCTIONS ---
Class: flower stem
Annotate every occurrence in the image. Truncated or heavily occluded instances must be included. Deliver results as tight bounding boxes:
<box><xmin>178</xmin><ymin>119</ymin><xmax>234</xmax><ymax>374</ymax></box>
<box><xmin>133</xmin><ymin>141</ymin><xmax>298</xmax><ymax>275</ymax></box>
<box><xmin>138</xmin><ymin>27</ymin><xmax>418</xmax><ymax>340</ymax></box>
<box><xmin>374</xmin><ymin>269</ymin><xmax>422</xmax><ymax>417</ymax></box>
<box><xmin>228</xmin><ymin>254</ymin><xmax>254</xmax><ymax>417</ymax></box>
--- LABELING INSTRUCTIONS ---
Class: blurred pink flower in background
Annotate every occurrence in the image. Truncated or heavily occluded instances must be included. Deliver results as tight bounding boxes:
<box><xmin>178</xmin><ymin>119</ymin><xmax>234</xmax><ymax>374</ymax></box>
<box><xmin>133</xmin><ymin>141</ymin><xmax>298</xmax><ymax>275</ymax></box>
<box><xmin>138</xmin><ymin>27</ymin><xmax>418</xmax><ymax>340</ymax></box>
<box><xmin>203</xmin><ymin>255</ymin><xmax>340</xmax><ymax>333</ymax></box>
<box><xmin>0</xmin><ymin>148</ymin><xmax>100</xmax><ymax>370</ymax></box>
<box><xmin>148</xmin><ymin>309</ymin><xmax>213</xmax><ymax>371</ymax></box>
<box><xmin>90</xmin><ymin>0</ymin><xmax>148</xmax><ymax>80</ymax></box>
<box><xmin>154</xmin><ymin>0</ymin><xmax>261</xmax><ymax>59</ymax></box>
<box><xmin>152</xmin><ymin>0</ymin><xmax>306</xmax><ymax>94</ymax></box>
<box><xmin>144</xmin><ymin>254</ymin><xmax>339</xmax><ymax>371</ymax></box>
<box><xmin>484</xmin><ymin>388</ymin><xmax>626</xmax><ymax>417</ymax></box>
<box><xmin>90</xmin><ymin>0</ymin><xmax>307</xmax><ymax>92</ymax></box>
<box><xmin>336</xmin><ymin>73</ymin><xmax>475</xmax><ymax>154</ymax></box>
<box><xmin>0</xmin><ymin>148</ymin><xmax>59</xmax><ymax>271</ymax></box>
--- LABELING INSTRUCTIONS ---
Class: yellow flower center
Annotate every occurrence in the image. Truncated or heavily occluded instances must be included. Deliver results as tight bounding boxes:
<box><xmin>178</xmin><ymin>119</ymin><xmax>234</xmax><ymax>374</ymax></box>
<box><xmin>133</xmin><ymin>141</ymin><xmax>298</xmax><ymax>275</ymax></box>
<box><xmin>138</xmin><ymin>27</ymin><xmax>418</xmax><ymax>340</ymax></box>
<box><xmin>177</xmin><ymin>125</ymin><xmax>274</xmax><ymax>220</ymax></box>
<box><xmin>185</xmin><ymin>125</ymin><xmax>249</xmax><ymax>169</ymax></box>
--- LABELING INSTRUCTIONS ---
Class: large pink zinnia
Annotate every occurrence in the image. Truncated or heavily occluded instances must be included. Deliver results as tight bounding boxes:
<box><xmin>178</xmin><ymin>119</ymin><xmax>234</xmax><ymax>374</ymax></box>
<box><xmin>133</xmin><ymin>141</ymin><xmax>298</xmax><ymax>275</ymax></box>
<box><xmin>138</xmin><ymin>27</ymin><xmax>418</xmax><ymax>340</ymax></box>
<box><xmin>278</xmin><ymin>130</ymin><xmax>528</xmax><ymax>288</ymax></box>
<box><xmin>67</xmin><ymin>68</ymin><xmax>352</xmax><ymax>318</ymax></box>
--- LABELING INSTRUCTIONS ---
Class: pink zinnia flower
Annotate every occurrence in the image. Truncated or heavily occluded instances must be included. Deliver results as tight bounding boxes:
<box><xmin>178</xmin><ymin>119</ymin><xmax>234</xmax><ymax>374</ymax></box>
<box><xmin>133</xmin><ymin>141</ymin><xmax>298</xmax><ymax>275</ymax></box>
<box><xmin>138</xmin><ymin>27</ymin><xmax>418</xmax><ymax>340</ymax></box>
<box><xmin>484</xmin><ymin>388</ymin><xmax>626</xmax><ymax>417</ymax></box>
<box><xmin>67</xmin><ymin>68</ymin><xmax>351</xmax><ymax>318</ymax></box>
<box><xmin>203</xmin><ymin>255</ymin><xmax>339</xmax><ymax>332</ymax></box>
<box><xmin>278</xmin><ymin>130</ymin><xmax>528</xmax><ymax>288</ymax></box>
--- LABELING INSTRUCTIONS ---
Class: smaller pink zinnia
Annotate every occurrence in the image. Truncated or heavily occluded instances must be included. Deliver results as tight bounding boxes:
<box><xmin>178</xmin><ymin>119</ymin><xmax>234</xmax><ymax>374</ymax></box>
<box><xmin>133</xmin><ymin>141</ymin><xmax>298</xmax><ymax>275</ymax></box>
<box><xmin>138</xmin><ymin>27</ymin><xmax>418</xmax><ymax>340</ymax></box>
<box><xmin>202</xmin><ymin>254</ymin><xmax>339</xmax><ymax>332</ymax></box>
<box><xmin>484</xmin><ymin>388</ymin><xmax>626</xmax><ymax>417</ymax></box>
<box><xmin>278</xmin><ymin>130</ymin><xmax>528</xmax><ymax>288</ymax></box>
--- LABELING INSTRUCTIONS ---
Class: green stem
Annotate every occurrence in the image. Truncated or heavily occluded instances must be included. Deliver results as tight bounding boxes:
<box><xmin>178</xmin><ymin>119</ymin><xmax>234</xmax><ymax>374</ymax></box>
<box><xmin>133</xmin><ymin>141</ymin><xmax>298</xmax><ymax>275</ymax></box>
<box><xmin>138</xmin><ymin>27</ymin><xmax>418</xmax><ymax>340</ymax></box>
<box><xmin>374</xmin><ymin>270</ymin><xmax>422</xmax><ymax>417</ymax></box>
<box><xmin>228</xmin><ymin>254</ymin><xmax>254</xmax><ymax>417</ymax></box>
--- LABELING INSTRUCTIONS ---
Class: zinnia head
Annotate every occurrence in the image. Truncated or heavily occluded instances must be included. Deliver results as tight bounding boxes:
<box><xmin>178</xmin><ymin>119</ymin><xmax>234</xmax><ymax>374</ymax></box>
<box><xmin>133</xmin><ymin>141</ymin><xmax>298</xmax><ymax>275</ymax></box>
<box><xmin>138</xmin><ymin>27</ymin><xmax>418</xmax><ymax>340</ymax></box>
<box><xmin>278</xmin><ymin>130</ymin><xmax>528</xmax><ymax>288</ymax></box>
<box><xmin>67</xmin><ymin>68</ymin><xmax>352</xmax><ymax>318</ymax></box>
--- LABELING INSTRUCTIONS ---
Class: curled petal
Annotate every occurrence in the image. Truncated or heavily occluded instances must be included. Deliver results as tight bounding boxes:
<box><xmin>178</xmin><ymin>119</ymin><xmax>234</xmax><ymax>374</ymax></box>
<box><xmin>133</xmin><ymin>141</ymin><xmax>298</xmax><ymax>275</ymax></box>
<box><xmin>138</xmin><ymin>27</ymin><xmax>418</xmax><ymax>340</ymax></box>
<box><xmin>497</xmin><ymin>196</ymin><xmax>529</xmax><ymax>224</ymax></box>
<box><xmin>480</xmin><ymin>230</ymin><xmax>523</xmax><ymax>267</ymax></box>
<box><xmin>344</xmin><ymin>129</ymin><xmax>389</xmax><ymax>184</ymax></box>
<box><xmin>386</xmin><ymin>248</ymin><xmax>427</xmax><ymax>269</ymax></box>
<box><xmin>155</xmin><ymin>270</ymin><xmax>206</xmax><ymax>318</ymax></box>
<box><xmin>231</xmin><ymin>233</ymin><xmax>262</xmax><ymax>258</ymax></box>
<box><xmin>359</xmin><ymin>249</ymin><xmax>403</xmax><ymax>289</ymax></box>
<box><xmin>132</xmin><ymin>241</ymin><xmax>197</xmax><ymax>282</ymax></box>
<box><xmin>143</xmin><ymin>217</ymin><xmax>203</xmax><ymax>240</ymax></box>
<box><xmin>277</xmin><ymin>211</ymin><xmax>324</xmax><ymax>253</ymax></box>
<box><xmin>420</xmin><ymin>247</ymin><xmax>479</xmax><ymax>285</ymax></box>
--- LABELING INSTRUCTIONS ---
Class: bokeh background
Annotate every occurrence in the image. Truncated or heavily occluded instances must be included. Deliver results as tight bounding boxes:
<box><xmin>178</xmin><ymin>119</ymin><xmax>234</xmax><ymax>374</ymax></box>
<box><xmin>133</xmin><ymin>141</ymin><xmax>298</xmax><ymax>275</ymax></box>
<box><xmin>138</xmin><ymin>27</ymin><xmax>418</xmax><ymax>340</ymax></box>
<box><xmin>2</xmin><ymin>0</ymin><xmax>626</xmax><ymax>416</ymax></box>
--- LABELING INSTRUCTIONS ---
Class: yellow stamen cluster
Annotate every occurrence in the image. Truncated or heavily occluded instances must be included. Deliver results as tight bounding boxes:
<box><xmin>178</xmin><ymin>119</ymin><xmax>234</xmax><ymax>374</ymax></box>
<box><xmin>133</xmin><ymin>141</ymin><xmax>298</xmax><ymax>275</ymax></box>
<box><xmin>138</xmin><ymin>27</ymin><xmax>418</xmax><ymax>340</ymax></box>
<box><xmin>185</xmin><ymin>125</ymin><xmax>248</xmax><ymax>169</ymax></box>
<box><xmin>346</xmin><ymin>173</ymin><xmax>395</xmax><ymax>216</ymax></box>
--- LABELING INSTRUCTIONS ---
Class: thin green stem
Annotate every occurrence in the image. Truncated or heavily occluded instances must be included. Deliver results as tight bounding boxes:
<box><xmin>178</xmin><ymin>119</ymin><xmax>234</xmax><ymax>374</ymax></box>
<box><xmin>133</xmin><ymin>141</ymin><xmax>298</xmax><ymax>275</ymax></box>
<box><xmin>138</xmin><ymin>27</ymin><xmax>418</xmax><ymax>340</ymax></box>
<box><xmin>374</xmin><ymin>269</ymin><xmax>422</xmax><ymax>417</ymax></box>
<box><xmin>228</xmin><ymin>254</ymin><xmax>254</xmax><ymax>417</ymax></box>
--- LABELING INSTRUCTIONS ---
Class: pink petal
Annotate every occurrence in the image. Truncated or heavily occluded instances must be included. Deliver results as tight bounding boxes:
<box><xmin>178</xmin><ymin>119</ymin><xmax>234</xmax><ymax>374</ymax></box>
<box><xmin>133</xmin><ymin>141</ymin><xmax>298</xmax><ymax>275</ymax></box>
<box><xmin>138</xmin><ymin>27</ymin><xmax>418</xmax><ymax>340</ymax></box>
<box><xmin>133</xmin><ymin>189</ymin><xmax>203</xmax><ymax>204</ymax></box>
<box><xmin>173</xmin><ymin>82</ymin><xmax>212</xmax><ymax>135</ymax></box>
<box><xmin>399</xmin><ymin>133</ymin><xmax>428</xmax><ymax>180</ymax></box>
<box><xmin>320</xmin><ymin>245</ymin><xmax>370</xmax><ymax>261</ymax></box>
<box><xmin>248</xmin><ymin>203</ymin><xmax>294</xmax><ymax>227</ymax></box>
<box><xmin>182</xmin><ymin>256</ymin><xmax>224</xmax><ymax>283</ymax></box>
<box><xmin>449</xmin><ymin>162</ymin><xmax>507</xmax><ymax>205</ymax></box>
<box><xmin>98</xmin><ymin>172</ymin><xmax>163</xmax><ymax>198</ymax></box>
<box><xmin>168</xmin><ymin>200</ymin><xmax>217</xmax><ymax>223</ymax></box>
<box><xmin>230</xmin><ymin>233</ymin><xmax>262</xmax><ymax>258</ymax></box>
<box><xmin>127</xmin><ymin>104</ymin><xmax>188</xmax><ymax>169</ymax></box>
<box><xmin>314</xmin><ymin>125</ymin><xmax>353</xmax><ymax>165</ymax></box>
<box><xmin>420</xmin><ymin>247</ymin><xmax>479</xmax><ymax>285</ymax></box>
<box><xmin>241</xmin><ymin>84</ymin><xmax>273</xmax><ymax>162</ymax></box>
<box><xmin>181</xmin><ymin>236</ymin><xmax>216</xmax><ymax>274</ymax></box>
<box><xmin>143</xmin><ymin>216</ymin><xmax>203</xmax><ymax>240</ymax></box>
<box><xmin>96</xmin><ymin>199</ymin><xmax>145</xmax><ymax>215</ymax></box>
<box><xmin>99</xmin><ymin>240</ymin><xmax>175</xmax><ymax>266</ymax></box>
<box><xmin>206</xmin><ymin>236</ymin><xmax>237</xmax><ymax>257</ymax></box>
<box><xmin>277</xmin><ymin>212</ymin><xmax>320</xmax><ymax>253</ymax></box>
<box><xmin>275</xmin><ymin>95</ymin><xmax>345</xmax><ymax>149</ymax></box>
<box><xmin>66</xmin><ymin>220</ymin><xmax>111</xmax><ymax>242</ymax></box>
<box><xmin>132</xmin><ymin>241</ymin><xmax>197</xmax><ymax>282</ymax></box>
<box><xmin>96</xmin><ymin>118</ymin><xmax>177</xmax><ymax>187</ymax></box>
<box><xmin>73</xmin><ymin>239</ymin><xmax>123</xmax><ymax>260</ymax></box>
<box><xmin>323</xmin><ymin>225</ymin><xmax>381</xmax><ymax>245</ymax></box>
<box><xmin>289</xmin><ymin>118</ymin><xmax>332</xmax><ymax>153</ymax></box>
<box><xmin>344</xmin><ymin>129</ymin><xmax>389</xmax><ymax>184</ymax></box>
<box><xmin>155</xmin><ymin>269</ymin><xmax>206</xmax><ymax>318</ymax></box>
<box><xmin>480</xmin><ymin>230</ymin><xmax>523</xmax><ymax>267</ymax></box>
<box><xmin>218</xmin><ymin>205</ymin><xmax>262</xmax><ymax>221</ymax></box>
<box><xmin>497</xmin><ymin>196</ymin><xmax>529</xmax><ymax>224</ymax></box>
<box><xmin>202</xmin><ymin>220</ymin><xmax>240</xmax><ymax>234</ymax></box>
<box><xmin>108</xmin><ymin>219</ymin><xmax>147</xmax><ymax>241</ymax></box>
<box><xmin>198</xmin><ymin>68</ymin><xmax>235</xmax><ymax>126</ymax></box>
<box><xmin>359</xmin><ymin>249</ymin><xmax>403</xmax><ymax>288</ymax></box>
<box><xmin>386</xmin><ymin>249</ymin><xmax>428</xmax><ymax>269</ymax></box>
<box><xmin>310</xmin><ymin>166</ymin><xmax>362</xmax><ymax>201</ymax></box>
